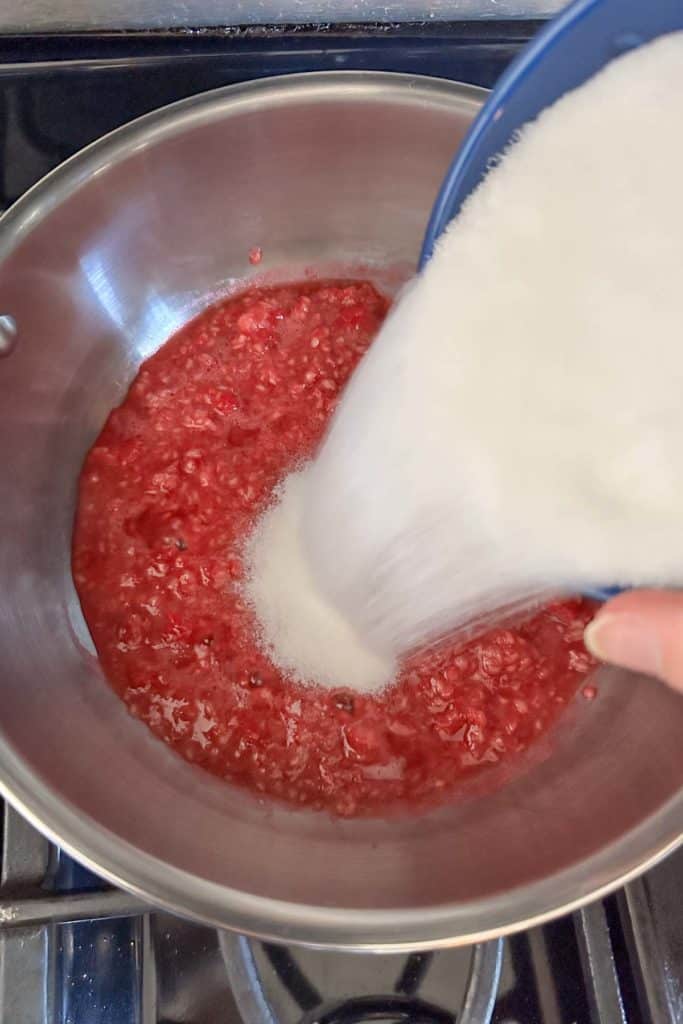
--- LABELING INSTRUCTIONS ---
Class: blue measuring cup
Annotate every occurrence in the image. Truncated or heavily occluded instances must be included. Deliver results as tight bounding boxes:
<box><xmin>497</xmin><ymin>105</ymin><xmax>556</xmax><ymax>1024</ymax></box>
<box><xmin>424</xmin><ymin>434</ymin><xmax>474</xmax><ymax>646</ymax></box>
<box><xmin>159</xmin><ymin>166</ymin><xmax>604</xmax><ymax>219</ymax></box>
<box><xmin>419</xmin><ymin>0</ymin><xmax>683</xmax><ymax>602</ymax></box>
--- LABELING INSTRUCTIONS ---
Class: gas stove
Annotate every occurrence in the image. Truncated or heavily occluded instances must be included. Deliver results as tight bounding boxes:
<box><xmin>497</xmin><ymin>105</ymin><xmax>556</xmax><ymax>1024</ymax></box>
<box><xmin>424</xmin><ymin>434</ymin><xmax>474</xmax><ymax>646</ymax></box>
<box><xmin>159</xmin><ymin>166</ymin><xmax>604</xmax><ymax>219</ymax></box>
<box><xmin>0</xmin><ymin>13</ymin><xmax>680</xmax><ymax>1024</ymax></box>
<box><xmin>1</xmin><ymin>798</ymin><xmax>681</xmax><ymax>1022</ymax></box>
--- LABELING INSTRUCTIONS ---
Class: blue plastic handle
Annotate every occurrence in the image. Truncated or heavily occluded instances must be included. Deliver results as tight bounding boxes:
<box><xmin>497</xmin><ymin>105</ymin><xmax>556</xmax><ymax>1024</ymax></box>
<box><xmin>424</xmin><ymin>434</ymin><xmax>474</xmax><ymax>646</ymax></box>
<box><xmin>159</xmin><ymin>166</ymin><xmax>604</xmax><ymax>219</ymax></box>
<box><xmin>420</xmin><ymin>0</ymin><xmax>683</xmax><ymax>603</ymax></box>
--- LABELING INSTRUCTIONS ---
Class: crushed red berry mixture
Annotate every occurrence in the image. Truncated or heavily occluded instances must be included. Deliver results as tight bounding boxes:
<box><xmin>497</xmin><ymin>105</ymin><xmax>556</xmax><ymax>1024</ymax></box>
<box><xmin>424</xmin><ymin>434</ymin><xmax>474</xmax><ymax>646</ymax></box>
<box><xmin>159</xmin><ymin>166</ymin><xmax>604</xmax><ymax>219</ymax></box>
<box><xmin>73</xmin><ymin>279</ymin><xmax>597</xmax><ymax>818</ymax></box>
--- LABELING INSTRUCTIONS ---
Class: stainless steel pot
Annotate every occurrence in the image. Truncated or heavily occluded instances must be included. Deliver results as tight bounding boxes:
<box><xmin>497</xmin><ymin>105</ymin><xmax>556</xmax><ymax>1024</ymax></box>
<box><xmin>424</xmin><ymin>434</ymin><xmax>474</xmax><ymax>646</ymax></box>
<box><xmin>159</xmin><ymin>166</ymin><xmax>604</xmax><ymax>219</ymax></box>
<box><xmin>0</xmin><ymin>72</ymin><xmax>681</xmax><ymax>952</ymax></box>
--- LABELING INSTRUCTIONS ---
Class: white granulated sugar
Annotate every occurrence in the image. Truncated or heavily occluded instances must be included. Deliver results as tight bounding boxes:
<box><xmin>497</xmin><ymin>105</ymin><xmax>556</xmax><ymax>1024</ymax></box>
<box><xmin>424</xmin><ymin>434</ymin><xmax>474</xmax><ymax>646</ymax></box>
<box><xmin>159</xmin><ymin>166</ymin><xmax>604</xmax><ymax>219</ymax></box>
<box><xmin>245</xmin><ymin>470</ymin><xmax>396</xmax><ymax>692</ymax></box>
<box><xmin>296</xmin><ymin>32</ymin><xmax>683</xmax><ymax>665</ymax></box>
<box><xmin>245</xmin><ymin>33</ymin><xmax>683</xmax><ymax>690</ymax></box>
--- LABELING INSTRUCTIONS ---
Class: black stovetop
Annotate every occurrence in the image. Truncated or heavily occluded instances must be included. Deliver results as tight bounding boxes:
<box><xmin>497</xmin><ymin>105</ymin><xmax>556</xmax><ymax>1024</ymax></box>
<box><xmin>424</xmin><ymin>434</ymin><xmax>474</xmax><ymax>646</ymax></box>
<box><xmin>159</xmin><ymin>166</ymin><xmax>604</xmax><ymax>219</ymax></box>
<box><xmin>0</xmin><ymin>22</ymin><xmax>535</xmax><ymax>212</ymax></box>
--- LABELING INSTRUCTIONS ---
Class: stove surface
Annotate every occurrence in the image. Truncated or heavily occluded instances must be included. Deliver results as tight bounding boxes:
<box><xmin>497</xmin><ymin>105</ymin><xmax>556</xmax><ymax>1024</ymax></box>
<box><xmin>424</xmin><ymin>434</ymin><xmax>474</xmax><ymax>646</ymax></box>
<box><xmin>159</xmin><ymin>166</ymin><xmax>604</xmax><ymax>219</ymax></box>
<box><xmin>1</xmin><ymin>799</ymin><xmax>681</xmax><ymax>1023</ymax></box>
<box><xmin>0</xmin><ymin>21</ymin><xmax>680</xmax><ymax>1024</ymax></box>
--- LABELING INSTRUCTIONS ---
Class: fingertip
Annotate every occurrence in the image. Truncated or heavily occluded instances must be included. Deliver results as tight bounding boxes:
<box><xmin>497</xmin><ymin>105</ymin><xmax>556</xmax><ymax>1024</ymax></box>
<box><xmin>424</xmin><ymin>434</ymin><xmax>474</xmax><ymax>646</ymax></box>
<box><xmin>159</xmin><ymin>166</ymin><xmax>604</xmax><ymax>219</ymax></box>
<box><xmin>583</xmin><ymin>614</ymin><xmax>612</xmax><ymax>662</ymax></box>
<box><xmin>584</xmin><ymin>611</ymin><xmax>661</xmax><ymax>677</ymax></box>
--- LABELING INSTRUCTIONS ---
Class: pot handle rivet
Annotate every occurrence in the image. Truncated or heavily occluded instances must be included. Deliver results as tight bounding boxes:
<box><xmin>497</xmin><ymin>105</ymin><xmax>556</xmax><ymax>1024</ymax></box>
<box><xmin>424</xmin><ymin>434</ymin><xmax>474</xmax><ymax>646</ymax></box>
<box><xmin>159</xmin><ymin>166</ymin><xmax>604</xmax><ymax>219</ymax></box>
<box><xmin>0</xmin><ymin>315</ymin><xmax>17</xmax><ymax>357</ymax></box>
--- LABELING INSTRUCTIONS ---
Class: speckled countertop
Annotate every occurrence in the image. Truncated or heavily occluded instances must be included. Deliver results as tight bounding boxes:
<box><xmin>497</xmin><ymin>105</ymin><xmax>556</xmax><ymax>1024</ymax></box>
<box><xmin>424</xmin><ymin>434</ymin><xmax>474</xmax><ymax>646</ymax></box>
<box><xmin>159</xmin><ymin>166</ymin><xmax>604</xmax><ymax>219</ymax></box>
<box><xmin>1</xmin><ymin>0</ymin><xmax>563</xmax><ymax>33</ymax></box>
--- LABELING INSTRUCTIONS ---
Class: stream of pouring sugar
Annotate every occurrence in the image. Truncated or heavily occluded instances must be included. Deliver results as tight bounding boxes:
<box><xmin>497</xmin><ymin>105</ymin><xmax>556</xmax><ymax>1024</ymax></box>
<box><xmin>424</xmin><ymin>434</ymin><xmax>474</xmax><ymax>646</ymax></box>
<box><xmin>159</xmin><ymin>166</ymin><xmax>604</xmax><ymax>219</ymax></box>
<box><xmin>246</xmin><ymin>33</ymin><xmax>683</xmax><ymax>693</ymax></box>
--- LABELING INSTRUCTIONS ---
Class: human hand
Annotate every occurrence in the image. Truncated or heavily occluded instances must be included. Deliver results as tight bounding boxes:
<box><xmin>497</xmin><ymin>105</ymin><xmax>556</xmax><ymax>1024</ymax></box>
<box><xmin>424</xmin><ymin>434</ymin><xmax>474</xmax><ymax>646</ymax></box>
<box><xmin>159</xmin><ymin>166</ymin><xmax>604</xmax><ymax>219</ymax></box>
<box><xmin>584</xmin><ymin>589</ymin><xmax>683</xmax><ymax>693</ymax></box>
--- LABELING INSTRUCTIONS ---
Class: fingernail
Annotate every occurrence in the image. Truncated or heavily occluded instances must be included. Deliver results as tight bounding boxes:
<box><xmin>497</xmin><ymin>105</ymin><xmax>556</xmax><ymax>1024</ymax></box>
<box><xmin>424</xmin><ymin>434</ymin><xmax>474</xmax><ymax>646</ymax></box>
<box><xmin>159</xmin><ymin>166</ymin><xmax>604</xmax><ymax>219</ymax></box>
<box><xmin>584</xmin><ymin>614</ymin><xmax>662</xmax><ymax>675</ymax></box>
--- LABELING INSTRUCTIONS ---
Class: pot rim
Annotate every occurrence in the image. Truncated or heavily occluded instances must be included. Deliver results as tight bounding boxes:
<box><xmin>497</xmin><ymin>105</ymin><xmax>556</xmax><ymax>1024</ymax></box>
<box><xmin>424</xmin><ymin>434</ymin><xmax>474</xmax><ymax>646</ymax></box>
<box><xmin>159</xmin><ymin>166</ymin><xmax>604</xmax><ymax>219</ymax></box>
<box><xmin>0</xmin><ymin>69</ymin><xmax>680</xmax><ymax>951</ymax></box>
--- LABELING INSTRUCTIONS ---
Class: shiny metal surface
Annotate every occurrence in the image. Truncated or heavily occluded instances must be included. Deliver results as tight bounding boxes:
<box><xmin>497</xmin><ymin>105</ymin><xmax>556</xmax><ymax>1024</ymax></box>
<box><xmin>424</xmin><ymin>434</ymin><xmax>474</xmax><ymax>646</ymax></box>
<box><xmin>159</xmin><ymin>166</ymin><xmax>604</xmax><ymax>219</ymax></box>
<box><xmin>0</xmin><ymin>316</ymin><xmax>16</xmax><ymax>357</ymax></box>
<box><xmin>576</xmin><ymin>903</ymin><xmax>627</xmax><ymax>1024</ymax></box>
<box><xmin>0</xmin><ymin>71</ymin><xmax>681</xmax><ymax>950</ymax></box>
<box><xmin>0</xmin><ymin>807</ymin><xmax>51</xmax><ymax>1023</ymax></box>
<box><xmin>0</xmin><ymin>889</ymin><xmax>147</xmax><ymax>929</ymax></box>
<box><xmin>220</xmin><ymin>931</ymin><xmax>503</xmax><ymax>1024</ymax></box>
<box><xmin>620</xmin><ymin>857</ymin><xmax>683</xmax><ymax>1023</ymax></box>
<box><xmin>0</xmin><ymin>793</ymin><xmax>680</xmax><ymax>1021</ymax></box>
<box><xmin>0</xmin><ymin>1</ymin><xmax>564</xmax><ymax>33</ymax></box>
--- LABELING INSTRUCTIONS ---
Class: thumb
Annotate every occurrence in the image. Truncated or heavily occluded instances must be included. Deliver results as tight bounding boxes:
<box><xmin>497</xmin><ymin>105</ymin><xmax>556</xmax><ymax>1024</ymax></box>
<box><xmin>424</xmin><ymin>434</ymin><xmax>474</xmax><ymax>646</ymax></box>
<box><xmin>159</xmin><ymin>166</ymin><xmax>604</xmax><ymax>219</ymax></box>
<box><xmin>584</xmin><ymin>589</ymin><xmax>683</xmax><ymax>693</ymax></box>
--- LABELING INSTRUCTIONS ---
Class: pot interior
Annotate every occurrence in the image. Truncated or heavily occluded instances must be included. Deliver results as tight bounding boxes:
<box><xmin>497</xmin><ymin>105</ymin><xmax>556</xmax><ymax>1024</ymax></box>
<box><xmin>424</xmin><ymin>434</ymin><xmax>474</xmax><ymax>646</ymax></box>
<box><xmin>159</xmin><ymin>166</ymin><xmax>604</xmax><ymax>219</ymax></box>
<box><xmin>0</xmin><ymin>73</ymin><xmax>681</xmax><ymax>948</ymax></box>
